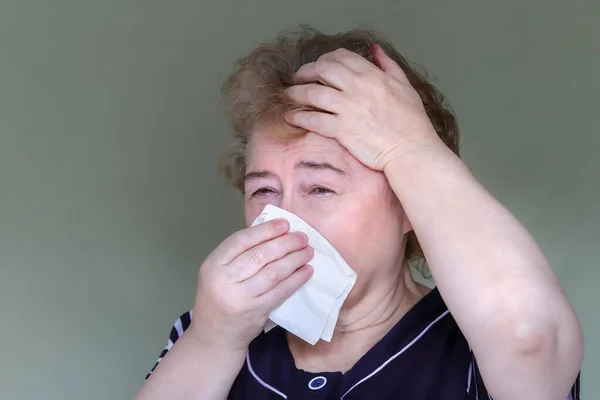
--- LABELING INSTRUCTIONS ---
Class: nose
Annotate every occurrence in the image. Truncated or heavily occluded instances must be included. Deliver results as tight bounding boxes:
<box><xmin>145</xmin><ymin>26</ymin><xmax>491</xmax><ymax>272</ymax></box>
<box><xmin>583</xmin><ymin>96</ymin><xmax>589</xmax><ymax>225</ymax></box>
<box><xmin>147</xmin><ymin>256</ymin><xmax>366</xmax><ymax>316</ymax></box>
<box><xmin>278</xmin><ymin>193</ymin><xmax>313</xmax><ymax>222</ymax></box>
<box><xmin>277</xmin><ymin>195</ymin><xmax>320</xmax><ymax>233</ymax></box>
<box><xmin>273</xmin><ymin>187</ymin><xmax>315</xmax><ymax>227</ymax></box>
<box><xmin>278</xmin><ymin>193</ymin><xmax>298</xmax><ymax>216</ymax></box>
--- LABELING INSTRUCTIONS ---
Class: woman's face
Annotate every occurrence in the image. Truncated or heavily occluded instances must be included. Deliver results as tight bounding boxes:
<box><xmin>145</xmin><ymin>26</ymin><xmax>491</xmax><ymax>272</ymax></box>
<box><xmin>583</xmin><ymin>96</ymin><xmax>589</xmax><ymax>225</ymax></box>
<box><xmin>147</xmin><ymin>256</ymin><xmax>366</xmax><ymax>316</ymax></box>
<box><xmin>244</xmin><ymin>127</ymin><xmax>412</xmax><ymax>304</ymax></box>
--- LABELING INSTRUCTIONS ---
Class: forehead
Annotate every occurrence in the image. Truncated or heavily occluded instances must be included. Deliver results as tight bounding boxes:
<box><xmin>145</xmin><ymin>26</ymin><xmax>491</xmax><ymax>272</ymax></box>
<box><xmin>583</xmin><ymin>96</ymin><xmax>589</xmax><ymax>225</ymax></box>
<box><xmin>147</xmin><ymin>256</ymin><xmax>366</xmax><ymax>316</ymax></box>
<box><xmin>247</xmin><ymin>129</ymin><xmax>351</xmax><ymax>167</ymax></box>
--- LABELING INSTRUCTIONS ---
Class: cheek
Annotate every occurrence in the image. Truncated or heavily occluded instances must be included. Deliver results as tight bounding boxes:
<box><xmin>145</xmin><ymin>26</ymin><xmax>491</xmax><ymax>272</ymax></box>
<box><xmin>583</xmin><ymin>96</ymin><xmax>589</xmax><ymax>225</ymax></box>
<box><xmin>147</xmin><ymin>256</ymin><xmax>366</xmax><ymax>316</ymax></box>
<box><xmin>313</xmin><ymin>192</ymin><xmax>405</xmax><ymax>272</ymax></box>
<box><xmin>309</xmin><ymin>200</ymin><xmax>374</xmax><ymax>261</ymax></box>
<box><xmin>244</xmin><ymin>200</ymin><xmax>266</xmax><ymax>227</ymax></box>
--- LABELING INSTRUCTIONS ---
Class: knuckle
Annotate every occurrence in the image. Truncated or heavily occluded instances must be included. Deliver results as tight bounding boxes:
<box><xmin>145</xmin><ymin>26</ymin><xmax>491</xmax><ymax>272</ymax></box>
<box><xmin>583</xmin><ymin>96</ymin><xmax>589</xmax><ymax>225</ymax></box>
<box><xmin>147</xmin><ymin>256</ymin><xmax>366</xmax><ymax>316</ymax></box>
<box><xmin>232</xmin><ymin>231</ymin><xmax>249</xmax><ymax>250</ymax></box>
<box><xmin>266</xmin><ymin>219</ymin><xmax>283</xmax><ymax>235</ymax></box>
<box><xmin>317</xmin><ymin>52</ymin><xmax>332</xmax><ymax>62</ymax></box>
<box><xmin>308</xmin><ymin>85</ymin><xmax>322</xmax><ymax>101</ymax></box>
<box><xmin>314</xmin><ymin>60</ymin><xmax>331</xmax><ymax>76</ymax></box>
<box><xmin>354</xmin><ymin>74</ymin><xmax>368</xmax><ymax>89</ymax></box>
<box><xmin>263</xmin><ymin>268</ymin><xmax>279</xmax><ymax>284</ymax></box>
<box><xmin>268</xmin><ymin>284</ymin><xmax>286</xmax><ymax>301</ymax></box>
<box><xmin>308</xmin><ymin>112</ymin><xmax>323</xmax><ymax>128</ymax></box>
<box><xmin>334</xmin><ymin>48</ymin><xmax>350</xmax><ymax>57</ymax></box>
<box><xmin>248</xmin><ymin>249</ymin><xmax>264</xmax><ymax>267</ymax></box>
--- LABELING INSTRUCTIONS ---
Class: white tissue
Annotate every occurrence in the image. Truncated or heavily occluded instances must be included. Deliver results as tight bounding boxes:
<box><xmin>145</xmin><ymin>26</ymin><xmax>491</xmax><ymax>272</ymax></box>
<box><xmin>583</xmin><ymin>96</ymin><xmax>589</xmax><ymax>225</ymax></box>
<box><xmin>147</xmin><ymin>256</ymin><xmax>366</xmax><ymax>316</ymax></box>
<box><xmin>251</xmin><ymin>204</ymin><xmax>357</xmax><ymax>345</ymax></box>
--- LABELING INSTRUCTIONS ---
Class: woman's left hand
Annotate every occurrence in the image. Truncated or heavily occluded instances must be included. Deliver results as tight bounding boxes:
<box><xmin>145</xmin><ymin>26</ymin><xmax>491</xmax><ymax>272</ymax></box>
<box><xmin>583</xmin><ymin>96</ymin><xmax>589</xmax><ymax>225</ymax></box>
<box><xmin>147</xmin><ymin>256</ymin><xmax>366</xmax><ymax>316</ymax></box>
<box><xmin>285</xmin><ymin>45</ymin><xmax>440</xmax><ymax>171</ymax></box>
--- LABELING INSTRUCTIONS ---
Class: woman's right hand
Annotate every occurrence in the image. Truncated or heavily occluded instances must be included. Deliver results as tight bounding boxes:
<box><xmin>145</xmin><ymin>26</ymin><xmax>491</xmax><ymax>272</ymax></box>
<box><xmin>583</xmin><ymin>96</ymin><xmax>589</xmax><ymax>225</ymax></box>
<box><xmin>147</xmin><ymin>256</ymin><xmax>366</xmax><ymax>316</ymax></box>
<box><xmin>188</xmin><ymin>219</ymin><xmax>314</xmax><ymax>351</ymax></box>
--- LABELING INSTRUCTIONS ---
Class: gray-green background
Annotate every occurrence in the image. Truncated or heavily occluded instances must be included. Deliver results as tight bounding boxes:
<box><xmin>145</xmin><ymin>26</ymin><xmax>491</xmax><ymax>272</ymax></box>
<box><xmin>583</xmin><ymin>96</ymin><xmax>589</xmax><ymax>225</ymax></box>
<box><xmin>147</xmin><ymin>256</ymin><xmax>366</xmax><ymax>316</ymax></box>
<box><xmin>0</xmin><ymin>1</ymin><xmax>597</xmax><ymax>399</ymax></box>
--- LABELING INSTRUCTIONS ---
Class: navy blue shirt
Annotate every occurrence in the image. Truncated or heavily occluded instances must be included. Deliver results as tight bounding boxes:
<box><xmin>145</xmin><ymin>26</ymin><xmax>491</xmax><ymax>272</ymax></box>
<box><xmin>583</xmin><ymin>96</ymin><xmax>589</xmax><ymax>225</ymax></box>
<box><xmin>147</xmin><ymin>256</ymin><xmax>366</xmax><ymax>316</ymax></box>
<box><xmin>147</xmin><ymin>288</ymin><xmax>581</xmax><ymax>399</ymax></box>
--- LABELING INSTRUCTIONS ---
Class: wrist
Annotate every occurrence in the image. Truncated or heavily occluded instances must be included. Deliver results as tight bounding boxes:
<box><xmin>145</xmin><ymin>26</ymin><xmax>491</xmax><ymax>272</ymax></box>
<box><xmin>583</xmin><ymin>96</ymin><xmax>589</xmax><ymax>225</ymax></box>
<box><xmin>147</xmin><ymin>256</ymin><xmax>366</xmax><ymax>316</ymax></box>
<box><xmin>382</xmin><ymin>137</ymin><xmax>451</xmax><ymax>176</ymax></box>
<box><xmin>380</xmin><ymin>118</ymin><xmax>444</xmax><ymax>167</ymax></box>
<box><xmin>186</xmin><ymin>322</ymin><xmax>250</xmax><ymax>354</ymax></box>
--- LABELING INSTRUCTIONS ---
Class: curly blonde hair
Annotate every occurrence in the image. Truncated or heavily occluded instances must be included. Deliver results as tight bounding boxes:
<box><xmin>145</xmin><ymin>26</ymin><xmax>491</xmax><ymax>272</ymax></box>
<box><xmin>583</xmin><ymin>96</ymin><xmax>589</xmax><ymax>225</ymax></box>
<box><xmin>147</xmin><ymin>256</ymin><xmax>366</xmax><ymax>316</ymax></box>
<box><xmin>220</xmin><ymin>26</ymin><xmax>460</xmax><ymax>268</ymax></box>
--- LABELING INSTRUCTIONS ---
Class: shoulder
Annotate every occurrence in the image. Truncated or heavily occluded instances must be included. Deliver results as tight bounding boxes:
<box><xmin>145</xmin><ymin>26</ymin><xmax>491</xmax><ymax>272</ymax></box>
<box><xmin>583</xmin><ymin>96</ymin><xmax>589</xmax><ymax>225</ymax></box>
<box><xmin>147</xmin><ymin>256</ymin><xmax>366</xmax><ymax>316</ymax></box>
<box><xmin>145</xmin><ymin>310</ymin><xmax>193</xmax><ymax>380</ymax></box>
<box><xmin>166</xmin><ymin>310</ymin><xmax>193</xmax><ymax>346</ymax></box>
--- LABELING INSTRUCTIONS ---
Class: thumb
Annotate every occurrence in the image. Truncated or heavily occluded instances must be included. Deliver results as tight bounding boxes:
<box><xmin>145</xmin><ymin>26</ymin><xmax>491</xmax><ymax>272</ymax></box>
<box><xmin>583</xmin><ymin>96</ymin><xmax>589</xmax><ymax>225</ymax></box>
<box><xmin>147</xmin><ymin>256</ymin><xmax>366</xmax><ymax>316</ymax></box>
<box><xmin>373</xmin><ymin>44</ymin><xmax>409</xmax><ymax>83</ymax></box>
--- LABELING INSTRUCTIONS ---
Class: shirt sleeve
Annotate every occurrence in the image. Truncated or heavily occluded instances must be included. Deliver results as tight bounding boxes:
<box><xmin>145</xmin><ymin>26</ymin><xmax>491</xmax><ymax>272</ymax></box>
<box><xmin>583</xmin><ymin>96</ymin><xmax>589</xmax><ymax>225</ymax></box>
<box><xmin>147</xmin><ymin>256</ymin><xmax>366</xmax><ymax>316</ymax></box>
<box><xmin>145</xmin><ymin>310</ymin><xmax>193</xmax><ymax>380</ymax></box>
<box><xmin>468</xmin><ymin>354</ymin><xmax>581</xmax><ymax>399</ymax></box>
<box><xmin>569</xmin><ymin>371</ymin><xmax>581</xmax><ymax>400</ymax></box>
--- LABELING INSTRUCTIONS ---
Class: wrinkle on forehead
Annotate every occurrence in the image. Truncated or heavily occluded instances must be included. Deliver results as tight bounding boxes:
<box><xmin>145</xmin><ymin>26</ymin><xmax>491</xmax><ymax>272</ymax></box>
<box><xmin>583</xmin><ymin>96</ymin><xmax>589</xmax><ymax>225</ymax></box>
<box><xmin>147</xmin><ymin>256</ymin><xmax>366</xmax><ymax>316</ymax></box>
<box><xmin>247</xmin><ymin>129</ymin><xmax>350</xmax><ymax>168</ymax></box>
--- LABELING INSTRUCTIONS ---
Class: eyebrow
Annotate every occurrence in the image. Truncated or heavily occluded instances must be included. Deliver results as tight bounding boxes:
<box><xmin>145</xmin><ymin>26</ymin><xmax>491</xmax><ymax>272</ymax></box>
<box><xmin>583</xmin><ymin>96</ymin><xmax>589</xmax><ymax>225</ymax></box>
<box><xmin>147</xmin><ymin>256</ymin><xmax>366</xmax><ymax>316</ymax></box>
<box><xmin>243</xmin><ymin>170</ymin><xmax>275</xmax><ymax>182</ymax></box>
<box><xmin>295</xmin><ymin>161</ymin><xmax>347</xmax><ymax>176</ymax></box>
<box><xmin>244</xmin><ymin>161</ymin><xmax>347</xmax><ymax>182</ymax></box>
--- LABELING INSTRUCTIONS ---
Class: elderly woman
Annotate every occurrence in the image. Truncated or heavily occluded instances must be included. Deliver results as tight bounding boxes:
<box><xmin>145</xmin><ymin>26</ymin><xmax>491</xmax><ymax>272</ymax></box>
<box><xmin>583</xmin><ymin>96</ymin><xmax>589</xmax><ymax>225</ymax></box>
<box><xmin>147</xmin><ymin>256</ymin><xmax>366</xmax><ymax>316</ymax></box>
<box><xmin>135</xmin><ymin>27</ymin><xmax>582</xmax><ymax>400</ymax></box>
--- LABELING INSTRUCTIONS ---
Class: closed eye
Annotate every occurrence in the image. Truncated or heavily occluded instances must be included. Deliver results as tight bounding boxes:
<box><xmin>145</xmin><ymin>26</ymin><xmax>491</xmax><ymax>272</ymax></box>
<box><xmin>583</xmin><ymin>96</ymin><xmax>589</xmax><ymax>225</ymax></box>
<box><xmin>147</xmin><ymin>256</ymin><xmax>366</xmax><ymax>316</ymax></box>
<box><xmin>310</xmin><ymin>187</ymin><xmax>335</xmax><ymax>195</ymax></box>
<box><xmin>252</xmin><ymin>187</ymin><xmax>277</xmax><ymax>197</ymax></box>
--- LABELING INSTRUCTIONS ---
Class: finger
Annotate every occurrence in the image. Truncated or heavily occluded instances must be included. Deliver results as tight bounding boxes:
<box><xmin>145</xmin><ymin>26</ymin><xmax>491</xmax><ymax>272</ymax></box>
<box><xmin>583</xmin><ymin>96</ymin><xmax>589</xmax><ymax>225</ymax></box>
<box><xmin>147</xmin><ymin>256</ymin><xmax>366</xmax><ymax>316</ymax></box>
<box><xmin>257</xmin><ymin>264</ymin><xmax>313</xmax><ymax>309</ymax></box>
<box><xmin>317</xmin><ymin>48</ymin><xmax>374</xmax><ymax>73</ymax></box>
<box><xmin>293</xmin><ymin>59</ymin><xmax>356</xmax><ymax>91</ymax></box>
<box><xmin>228</xmin><ymin>232</ymin><xmax>309</xmax><ymax>281</ymax></box>
<box><xmin>213</xmin><ymin>219</ymin><xmax>290</xmax><ymax>265</ymax></box>
<box><xmin>284</xmin><ymin>111</ymin><xmax>339</xmax><ymax>138</ymax></box>
<box><xmin>242</xmin><ymin>246</ymin><xmax>314</xmax><ymax>296</ymax></box>
<box><xmin>286</xmin><ymin>84</ymin><xmax>347</xmax><ymax>114</ymax></box>
<box><xmin>372</xmin><ymin>44</ymin><xmax>409</xmax><ymax>83</ymax></box>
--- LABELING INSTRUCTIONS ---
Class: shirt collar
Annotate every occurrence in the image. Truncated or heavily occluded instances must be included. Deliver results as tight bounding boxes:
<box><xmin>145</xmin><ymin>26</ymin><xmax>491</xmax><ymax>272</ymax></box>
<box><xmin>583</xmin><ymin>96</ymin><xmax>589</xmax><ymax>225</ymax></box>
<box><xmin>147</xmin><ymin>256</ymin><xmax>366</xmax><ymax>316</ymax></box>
<box><xmin>247</xmin><ymin>287</ymin><xmax>449</xmax><ymax>398</ymax></box>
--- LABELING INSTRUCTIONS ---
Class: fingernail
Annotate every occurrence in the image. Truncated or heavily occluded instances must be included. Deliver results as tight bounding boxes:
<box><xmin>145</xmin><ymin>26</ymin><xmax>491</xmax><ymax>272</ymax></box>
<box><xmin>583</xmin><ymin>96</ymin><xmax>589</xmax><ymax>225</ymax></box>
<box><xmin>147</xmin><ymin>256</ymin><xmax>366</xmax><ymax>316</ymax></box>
<box><xmin>275</xmin><ymin>219</ymin><xmax>289</xmax><ymax>231</ymax></box>
<box><xmin>297</xmin><ymin>232</ymin><xmax>309</xmax><ymax>243</ymax></box>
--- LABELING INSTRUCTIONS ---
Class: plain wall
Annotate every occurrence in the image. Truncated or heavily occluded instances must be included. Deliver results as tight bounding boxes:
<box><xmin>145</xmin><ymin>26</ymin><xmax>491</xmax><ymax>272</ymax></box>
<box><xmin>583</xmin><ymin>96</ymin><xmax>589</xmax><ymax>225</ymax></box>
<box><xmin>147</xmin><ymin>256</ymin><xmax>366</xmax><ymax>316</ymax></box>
<box><xmin>0</xmin><ymin>1</ymin><xmax>597</xmax><ymax>398</ymax></box>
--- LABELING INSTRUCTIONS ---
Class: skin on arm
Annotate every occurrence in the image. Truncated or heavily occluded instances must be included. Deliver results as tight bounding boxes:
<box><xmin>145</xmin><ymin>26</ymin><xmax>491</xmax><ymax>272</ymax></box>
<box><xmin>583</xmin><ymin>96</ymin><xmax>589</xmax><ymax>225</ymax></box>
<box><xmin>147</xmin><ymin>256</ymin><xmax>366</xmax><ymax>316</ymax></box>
<box><xmin>135</xmin><ymin>219</ymin><xmax>314</xmax><ymax>399</ymax></box>
<box><xmin>284</xmin><ymin>46</ymin><xmax>583</xmax><ymax>399</ymax></box>
<box><xmin>382</xmin><ymin>142</ymin><xmax>583</xmax><ymax>400</ymax></box>
<box><xmin>134</xmin><ymin>333</ymin><xmax>246</xmax><ymax>400</ymax></box>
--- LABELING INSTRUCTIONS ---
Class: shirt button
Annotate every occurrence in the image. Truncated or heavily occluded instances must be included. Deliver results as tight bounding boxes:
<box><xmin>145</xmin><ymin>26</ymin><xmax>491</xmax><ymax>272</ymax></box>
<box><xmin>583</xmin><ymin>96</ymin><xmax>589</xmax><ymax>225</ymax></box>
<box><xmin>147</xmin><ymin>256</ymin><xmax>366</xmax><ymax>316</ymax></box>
<box><xmin>308</xmin><ymin>376</ymin><xmax>327</xmax><ymax>390</ymax></box>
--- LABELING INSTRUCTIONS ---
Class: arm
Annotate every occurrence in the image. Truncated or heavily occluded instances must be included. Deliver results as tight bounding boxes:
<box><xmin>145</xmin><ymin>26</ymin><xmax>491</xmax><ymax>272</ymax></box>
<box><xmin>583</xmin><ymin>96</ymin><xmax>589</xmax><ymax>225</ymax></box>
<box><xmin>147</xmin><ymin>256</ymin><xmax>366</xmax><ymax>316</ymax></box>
<box><xmin>134</xmin><ymin>220</ymin><xmax>313</xmax><ymax>399</ymax></box>
<box><xmin>383</xmin><ymin>140</ymin><xmax>583</xmax><ymax>400</ymax></box>
<box><xmin>284</xmin><ymin>46</ymin><xmax>583</xmax><ymax>399</ymax></box>
<box><xmin>135</xmin><ymin>329</ymin><xmax>245</xmax><ymax>400</ymax></box>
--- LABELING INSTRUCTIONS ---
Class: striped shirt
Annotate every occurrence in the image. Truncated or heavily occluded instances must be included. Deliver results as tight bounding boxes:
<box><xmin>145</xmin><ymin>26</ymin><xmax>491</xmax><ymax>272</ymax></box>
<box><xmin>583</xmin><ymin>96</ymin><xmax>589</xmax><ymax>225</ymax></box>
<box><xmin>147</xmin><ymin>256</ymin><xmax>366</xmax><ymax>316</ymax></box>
<box><xmin>147</xmin><ymin>288</ymin><xmax>581</xmax><ymax>399</ymax></box>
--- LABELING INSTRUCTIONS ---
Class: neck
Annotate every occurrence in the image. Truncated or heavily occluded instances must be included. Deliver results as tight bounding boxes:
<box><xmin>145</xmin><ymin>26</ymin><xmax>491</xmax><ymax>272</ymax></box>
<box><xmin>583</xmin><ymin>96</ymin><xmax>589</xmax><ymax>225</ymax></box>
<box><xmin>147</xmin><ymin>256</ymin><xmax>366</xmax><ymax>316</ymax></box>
<box><xmin>287</xmin><ymin>262</ymin><xmax>428</xmax><ymax>373</ymax></box>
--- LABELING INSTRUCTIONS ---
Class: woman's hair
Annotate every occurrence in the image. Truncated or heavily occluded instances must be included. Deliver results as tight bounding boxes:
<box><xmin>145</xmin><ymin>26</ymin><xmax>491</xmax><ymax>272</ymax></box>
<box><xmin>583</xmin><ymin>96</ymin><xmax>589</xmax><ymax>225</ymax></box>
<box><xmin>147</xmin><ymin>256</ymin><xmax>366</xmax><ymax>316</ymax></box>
<box><xmin>220</xmin><ymin>26</ymin><xmax>460</xmax><ymax>268</ymax></box>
